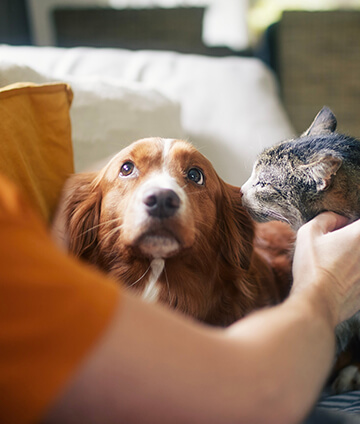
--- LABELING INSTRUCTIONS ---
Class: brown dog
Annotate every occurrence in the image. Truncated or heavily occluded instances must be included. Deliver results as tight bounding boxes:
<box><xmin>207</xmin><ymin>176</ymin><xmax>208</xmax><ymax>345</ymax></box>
<box><xmin>53</xmin><ymin>137</ymin><xmax>294</xmax><ymax>326</ymax></box>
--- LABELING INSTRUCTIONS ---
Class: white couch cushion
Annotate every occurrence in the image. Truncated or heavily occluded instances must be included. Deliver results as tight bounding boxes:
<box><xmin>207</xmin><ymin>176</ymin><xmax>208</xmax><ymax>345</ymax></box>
<box><xmin>0</xmin><ymin>62</ymin><xmax>184</xmax><ymax>172</ymax></box>
<box><xmin>0</xmin><ymin>45</ymin><xmax>294</xmax><ymax>184</ymax></box>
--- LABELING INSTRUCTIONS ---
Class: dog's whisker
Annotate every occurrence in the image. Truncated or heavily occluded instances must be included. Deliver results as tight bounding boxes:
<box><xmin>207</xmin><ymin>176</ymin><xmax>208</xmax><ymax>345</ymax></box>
<box><xmin>77</xmin><ymin>239</ymin><xmax>96</xmax><ymax>252</ymax></box>
<box><xmin>107</xmin><ymin>225</ymin><xmax>122</xmax><ymax>237</ymax></box>
<box><xmin>184</xmin><ymin>191</ymin><xmax>202</xmax><ymax>196</ymax></box>
<box><xmin>128</xmin><ymin>264</ymin><xmax>151</xmax><ymax>288</ymax></box>
<box><xmin>193</xmin><ymin>217</ymin><xmax>215</xmax><ymax>231</ymax></box>
<box><xmin>180</xmin><ymin>182</ymin><xmax>189</xmax><ymax>190</ymax></box>
<box><xmin>76</xmin><ymin>218</ymin><xmax>123</xmax><ymax>239</ymax></box>
<box><xmin>100</xmin><ymin>225</ymin><xmax>122</xmax><ymax>246</ymax></box>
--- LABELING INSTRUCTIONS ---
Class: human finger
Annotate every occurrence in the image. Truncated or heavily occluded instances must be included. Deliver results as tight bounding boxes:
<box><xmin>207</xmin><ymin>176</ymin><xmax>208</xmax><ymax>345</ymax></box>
<box><xmin>305</xmin><ymin>212</ymin><xmax>349</xmax><ymax>236</ymax></box>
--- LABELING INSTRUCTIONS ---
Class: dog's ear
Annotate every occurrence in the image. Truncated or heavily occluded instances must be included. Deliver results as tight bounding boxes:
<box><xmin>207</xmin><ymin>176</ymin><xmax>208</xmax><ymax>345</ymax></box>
<box><xmin>218</xmin><ymin>182</ymin><xmax>254</xmax><ymax>270</ymax></box>
<box><xmin>52</xmin><ymin>172</ymin><xmax>101</xmax><ymax>260</ymax></box>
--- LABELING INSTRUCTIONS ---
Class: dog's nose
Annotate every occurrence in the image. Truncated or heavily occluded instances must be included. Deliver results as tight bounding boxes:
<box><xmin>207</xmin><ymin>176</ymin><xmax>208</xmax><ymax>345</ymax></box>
<box><xmin>143</xmin><ymin>188</ymin><xmax>180</xmax><ymax>219</ymax></box>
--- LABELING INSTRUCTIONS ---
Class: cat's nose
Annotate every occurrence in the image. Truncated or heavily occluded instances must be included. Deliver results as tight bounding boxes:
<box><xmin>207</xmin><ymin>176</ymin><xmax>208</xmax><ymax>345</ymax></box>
<box><xmin>239</xmin><ymin>189</ymin><xmax>243</xmax><ymax>198</ymax></box>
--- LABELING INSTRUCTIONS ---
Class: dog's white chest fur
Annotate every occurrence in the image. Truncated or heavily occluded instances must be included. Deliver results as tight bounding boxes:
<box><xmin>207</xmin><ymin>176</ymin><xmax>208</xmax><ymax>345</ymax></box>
<box><xmin>142</xmin><ymin>258</ymin><xmax>165</xmax><ymax>303</ymax></box>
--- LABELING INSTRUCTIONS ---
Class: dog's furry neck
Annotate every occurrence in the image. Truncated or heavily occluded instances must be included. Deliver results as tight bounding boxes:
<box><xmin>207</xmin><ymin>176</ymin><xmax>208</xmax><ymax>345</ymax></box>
<box><xmin>141</xmin><ymin>258</ymin><xmax>165</xmax><ymax>303</ymax></box>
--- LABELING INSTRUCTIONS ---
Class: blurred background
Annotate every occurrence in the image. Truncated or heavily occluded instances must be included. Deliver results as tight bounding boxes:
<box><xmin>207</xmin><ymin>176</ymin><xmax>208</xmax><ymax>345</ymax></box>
<box><xmin>1</xmin><ymin>0</ymin><xmax>360</xmax><ymax>136</ymax></box>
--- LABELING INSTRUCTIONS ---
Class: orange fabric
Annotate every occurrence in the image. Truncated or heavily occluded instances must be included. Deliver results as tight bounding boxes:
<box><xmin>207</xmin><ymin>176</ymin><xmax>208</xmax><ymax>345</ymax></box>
<box><xmin>0</xmin><ymin>174</ymin><xmax>120</xmax><ymax>424</ymax></box>
<box><xmin>0</xmin><ymin>83</ymin><xmax>74</xmax><ymax>223</ymax></box>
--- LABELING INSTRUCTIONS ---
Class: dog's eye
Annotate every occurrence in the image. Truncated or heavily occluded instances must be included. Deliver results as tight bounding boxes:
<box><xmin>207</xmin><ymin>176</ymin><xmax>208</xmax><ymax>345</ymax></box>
<box><xmin>119</xmin><ymin>162</ymin><xmax>135</xmax><ymax>177</ymax></box>
<box><xmin>187</xmin><ymin>168</ymin><xmax>204</xmax><ymax>185</ymax></box>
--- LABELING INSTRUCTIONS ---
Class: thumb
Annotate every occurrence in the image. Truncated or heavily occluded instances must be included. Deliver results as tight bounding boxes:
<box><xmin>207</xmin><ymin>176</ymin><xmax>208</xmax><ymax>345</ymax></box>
<box><xmin>309</xmin><ymin>212</ymin><xmax>349</xmax><ymax>235</ymax></box>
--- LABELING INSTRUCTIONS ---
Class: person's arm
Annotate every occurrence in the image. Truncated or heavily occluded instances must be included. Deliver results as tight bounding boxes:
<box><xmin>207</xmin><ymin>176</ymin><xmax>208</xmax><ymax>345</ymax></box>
<box><xmin>45</xmin><ymin>213</ymin><xmax>360</xmax><ymax>424</ymax></box>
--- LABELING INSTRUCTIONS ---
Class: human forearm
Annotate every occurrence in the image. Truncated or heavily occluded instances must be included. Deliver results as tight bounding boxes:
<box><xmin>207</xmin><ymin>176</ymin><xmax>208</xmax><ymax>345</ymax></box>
<box><xmin>45</xmin><ymin>287</ymin><xmax>335</xmax><ymax>424</ymax></box>
<box><xmin>224</xmin><ymin>290</ymin><xmax>335</xmax><ymax>424</ymax></box>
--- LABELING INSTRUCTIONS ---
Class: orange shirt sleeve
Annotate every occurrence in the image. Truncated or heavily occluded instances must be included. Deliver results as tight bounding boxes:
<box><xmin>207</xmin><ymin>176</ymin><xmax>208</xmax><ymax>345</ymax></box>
<box><xmin>0</xmin><ymin>175</ymin><xmax>121</xmax><ymax>424</ymax></box>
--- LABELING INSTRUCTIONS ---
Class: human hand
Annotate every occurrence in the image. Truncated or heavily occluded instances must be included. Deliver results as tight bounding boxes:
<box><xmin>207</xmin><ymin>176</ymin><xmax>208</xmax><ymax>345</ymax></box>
<box><xmin>291</xmin><ymin>212</ymin><xmax>360</xmax><ymax>327</ymax></box>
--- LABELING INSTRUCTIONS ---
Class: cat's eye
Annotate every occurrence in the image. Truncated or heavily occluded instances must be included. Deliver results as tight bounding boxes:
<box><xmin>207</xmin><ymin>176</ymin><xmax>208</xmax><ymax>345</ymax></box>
<box><xmin>119</xmin><ymin>161</ymin><xmax>135</xmax><ymax>177</ymax></box>
<box><xmin>256</xmin><ymin>181</ymin><xmax>268</xmax><ymax>188</ymax></box>
<box><xmin>187</xmin><ymin>167</ymin><xmax>205</xmax><ymax>185</ymax></box>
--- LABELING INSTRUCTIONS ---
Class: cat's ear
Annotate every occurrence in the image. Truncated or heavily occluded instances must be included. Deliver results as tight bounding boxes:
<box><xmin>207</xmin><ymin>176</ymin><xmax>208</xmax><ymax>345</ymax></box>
<box><xmin>302</xmin><ymin>107</ymin><xmax>337</xmax><ymax>136</ymax></box>
<box><xmin>303</xmin><ymin>155</ymin><xmax>342</xmax><ymax>191</ymax></box>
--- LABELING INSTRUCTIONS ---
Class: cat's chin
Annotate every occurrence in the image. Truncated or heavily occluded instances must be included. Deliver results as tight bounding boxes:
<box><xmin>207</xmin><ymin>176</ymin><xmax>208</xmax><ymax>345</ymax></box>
<box><xmin>245</xmin><ymin>206</ymin><xmax>295</xmax><ymax>228</ymax></box>
<box><xmin>279</xmin><ymin>215</ymin><xmax>302</xmax><ymax>231</ymax></box>
<box><xmin>243</xmin><ymin>206</ymin><xmax>270</xmax><ymax>224</ymax></box>
<box><xmin>241</xmin><ymin>189</ymin><xmax>301</xmax><ymax>229</ymax></box>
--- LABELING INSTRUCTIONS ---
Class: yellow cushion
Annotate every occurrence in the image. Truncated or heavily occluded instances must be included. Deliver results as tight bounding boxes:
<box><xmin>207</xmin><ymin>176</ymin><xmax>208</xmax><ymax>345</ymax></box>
<box><xmin>0</xmin><ymin>83</ymin><xmax>74</xmax><ymax>223</ymax></box>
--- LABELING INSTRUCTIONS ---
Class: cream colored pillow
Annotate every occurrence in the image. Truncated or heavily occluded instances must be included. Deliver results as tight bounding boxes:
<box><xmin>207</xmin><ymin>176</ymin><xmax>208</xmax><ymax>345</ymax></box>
<box><xmin>0</xmin><ymin>83</ymin><xmax>74</xmax><ymax>222</ymax></box>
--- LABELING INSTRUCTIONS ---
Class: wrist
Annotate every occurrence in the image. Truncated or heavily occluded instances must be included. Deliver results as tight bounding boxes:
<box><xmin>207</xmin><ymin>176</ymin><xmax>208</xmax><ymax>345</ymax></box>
<box><xmin>289</xmin><ymin>277</ymin><xmax>339</xmax><ymax>331</ymax></box>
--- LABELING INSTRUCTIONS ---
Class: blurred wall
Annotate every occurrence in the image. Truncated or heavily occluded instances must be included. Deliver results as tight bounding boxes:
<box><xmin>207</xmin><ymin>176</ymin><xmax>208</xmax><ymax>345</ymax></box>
<box><xmin>0</xmin><ymin>0</ymin><xmax>31</xmax><ymax>44</ymax></box>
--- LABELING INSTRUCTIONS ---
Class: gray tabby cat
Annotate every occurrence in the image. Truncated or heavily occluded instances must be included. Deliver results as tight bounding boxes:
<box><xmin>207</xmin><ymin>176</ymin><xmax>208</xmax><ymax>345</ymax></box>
<box><xmin>242</xmin><ymin>107</ymin><xmax>360</xmax><ymax>230</ymax></box>
<box><xmin>242</xmin><ymin>107</ymin><xmax>360</xmax><ymax>393</ymax></box>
